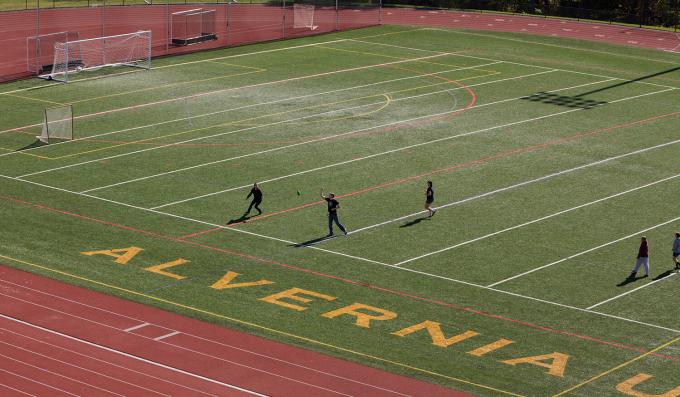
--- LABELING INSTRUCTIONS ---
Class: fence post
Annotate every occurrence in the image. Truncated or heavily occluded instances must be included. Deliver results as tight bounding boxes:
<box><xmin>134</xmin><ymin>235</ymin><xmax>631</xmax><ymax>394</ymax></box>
<box><xmin>336</xmin><ymin>0</ymin><xmax>339</xmax><ymax>31</ymax></box>
<box><xmin>379</xmin><ymin>0</ymin><xmax>383</xmax><ymax>24</ymax></box>
<box><xmin>282</xmin><ymin>0</ymin><xmax>286</xmax><ymax>39</ymax></box>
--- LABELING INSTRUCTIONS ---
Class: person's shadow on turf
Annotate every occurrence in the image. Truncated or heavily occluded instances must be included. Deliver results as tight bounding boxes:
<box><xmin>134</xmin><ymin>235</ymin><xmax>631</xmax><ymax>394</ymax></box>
<box><xmin>291</xmin><ymin>235</ymin><xmax>333</xmax><ymax>247</ymax></box>
<box><xmin>617</xmin><ymin>273</ymin><xmax>648</xmax><ymax>287</ymax></box>
<box><xmin>227</xmin><ymin>214</ymin><xmax>251</xmax><ymax>225</ymax></box>
<box><xmin>400</xmin><ymin>216</ymin><xmax>430</xmax><ymax>228</ymax></box>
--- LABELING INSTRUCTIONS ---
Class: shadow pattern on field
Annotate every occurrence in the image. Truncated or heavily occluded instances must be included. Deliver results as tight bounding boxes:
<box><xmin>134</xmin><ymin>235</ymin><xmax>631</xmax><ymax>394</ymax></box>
<box><xmin>400</xmin><ymin>217</ymin><xmax>430</xmax><ymax>228</ymax></box>
<box><xmin>617</xmin><ymin>274</ymin><xmax>648</xmax><ymax>286</ymax></box>
<box><xmin>17</xmin><ymin>139</ymin><xmax>46</xmax><ymax>151</ymax></box>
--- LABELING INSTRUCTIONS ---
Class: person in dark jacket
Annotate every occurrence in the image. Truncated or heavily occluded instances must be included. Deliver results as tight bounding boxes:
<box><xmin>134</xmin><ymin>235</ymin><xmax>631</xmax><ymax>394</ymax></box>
<box><xmin>321</xmin><ymin>190</ymin><xmax>347</xmax><ymax>237</ymax></box>
<box><xmin>629</xmin><ymin>236</ymin><xmax>649</xmax><ymax>278</ymax></box>
<box><xmin>245</xmin><ymin>182</ymin><xmax>263</xmax><ymax>215</ymax></box>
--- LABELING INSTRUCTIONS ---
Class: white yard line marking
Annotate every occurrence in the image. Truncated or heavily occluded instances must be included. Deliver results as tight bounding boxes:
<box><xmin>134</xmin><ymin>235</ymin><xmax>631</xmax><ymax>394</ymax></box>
<box><xmin>0</xmin><ymin>381</ymin><xmax>35</xmax><ymax>397</ymax></box>
<box><xmin>0</xmin><ymin>61</ymin><xmax>502</xmax><ymax>159</ymax></box>
<box><xmin>153</xmin><ymin>331</ymin><xmax>180</xmax><ymax>341</ymax></box>
<box><xmin>2</xmin><ymin>174</ymin><xmax>679</xmax><ymax>335</ymax></box>
<box><xmin>0</xmin><ymin>326</ymin><xmax>217</xmax><ymax>396</ymax></box>
<box><xmin>21</xmin><ymin>69</ymin><xmax>559</xmax><ymax>182</ymax></box>
<box><xmin>124</xmin><ymin>322</ymin><xmax>150</xmax><ymax>332</ymax></box>
<box><xmin>349</xmin><ymin>138</ymin><xmax>680</xmax><ymax>237</ymax></box>
<box><xmin>0</xmin><ymin>352</ymin><xmax>125</xmax><ymax>396</ymax></box>
<box><xmin>0</xmin><ymin>313</ymin><xmax>268</xmax><ymax>396</ymax></box>
<box><xmin>394</xmin><ymin>172</ymin><xmax>680</xmax><ymax>267</ymax></box>
<box><xmin>150</xmin><ymin>77</ymin><xmax>610</xmax><ymax>209</ymax></box>
<box><xmin>0</xmin><ymin>175</ymin><xmax>680</xmax><ymax>334</ymax></box>
<box><xmin>0</xmin><ymin>51</ymin><xmax>454</xmax><ymax>139</ymax></box>
<box><xmin>488</xmin><ymin>216</ymin><xmax>680</xmax><ymax>287</ymax></box>
<box><xmin>0</xmin><ymin>278</ymin><xmax>411</xmax><ymax>397</ymax></box>
<box><xmin>0</xmin><ymin>340</ymin><xmax>170</xmax><ymax>397</ymax></box>
<box><xmin>587</xmin><ymin>273</ymin><xmax>679</xmax><ymax>310</ymax></box>
<box><xmin>352</xmin><ymin>37</ymin><xmax>680</xmax><ymax>90</ymax></box>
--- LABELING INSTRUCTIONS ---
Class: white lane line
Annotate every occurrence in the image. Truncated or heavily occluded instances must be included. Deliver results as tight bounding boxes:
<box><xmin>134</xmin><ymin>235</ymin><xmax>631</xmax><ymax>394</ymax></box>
<box><xmin>349</xmin><ymin>138</ymin><xmax>680</xmax><ymax>236</ymax></box>
<box><xmin>0</xmin><ymin>352</ymin><xmax>125</xmax><ymax>396</ymax></box>
<box><xmin>0</xmin><ymin>297</ymin><xmax>349</xmax><ymax>397</ymax></box>
<box><xmin>0</xmin><ymin>326</ymin><xmax>217</xmax><ymax>397</ymax></box>
<box><xmin>2</xmin><ymin>176</ymin><xmax>679</xmax><ymax>335</ymax></box>
<box><xmin>0</xmin><ymin>60</ymin><xmax>503</xmax><ymax>158</ymax></box>
<box><xmin>124</xmin><ymin>322</ymin><xmax>150</xmax><ymax>332</ymax></box>
<box><xmin>153</xmin><ymin>331</ymin><xmax>180</xmax><ymax>341</ymax></box>
<box><xmin>488</xmin><ymin>215</ymin><xmax>680</xmax><ymax>287</ymax></box>
<box><xmin>0</xmin><ymin>368</ymin><xmax>78</xmax><ymax>397</ymax></box>
<box><xmin>150</xmin><ymin>77</ymin><xmax>613</xmax><ymax>209</ymax></box>
<box><xmin>0</xmin><ymin>313</ymin><xmax>269</xmax><ymax>397</ymax></box>
<box><xmin>353</xmin><ymin>37</ymin><xmax>680</xmax><ymax>89</ymax></box>
<box><xmin>0</xmin><ymin>278</ymin><xmax>412</xmax><ymax>397</ymax></box>
<box><xmin>587</xmin><ymin>273</ymin><xmax>679</xmax><ymax>310</ymax></box>
<box><xmin>40</xmin><ymin>70</ymin><xmax>560</xmax><ymax>188</ymax></box>
<box><xmin>0</xmin><ymin>381</ymin><xmax>35</xmax><ymax>397</ymax></box>
<box><xmin>394</xmin><ymin>173</ymin><xmax>680</xmax><ymax>267</ymax></box>
<box><xmin>0</xmin><ymin>51</ymin><xmax>454</xmax><ymax>139</ymax></box>
<box><xmin>0</xmin><ymin>340</ymin><xmax>170</xmax><ymax>397</ymax></box>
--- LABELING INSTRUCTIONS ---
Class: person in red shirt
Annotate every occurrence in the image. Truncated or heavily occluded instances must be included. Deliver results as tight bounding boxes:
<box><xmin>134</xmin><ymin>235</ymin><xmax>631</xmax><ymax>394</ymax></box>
<box><xmin>629</xmin><ymin>236</ymin><xmax>650</xmax><ymax>278</ymax></box>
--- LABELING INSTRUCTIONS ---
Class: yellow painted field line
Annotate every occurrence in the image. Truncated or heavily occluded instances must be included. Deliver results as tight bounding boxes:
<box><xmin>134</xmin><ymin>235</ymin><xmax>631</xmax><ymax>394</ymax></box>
<box><xmin>49</xmin><ymin>75</ymin><xmax>477</xmax><ymax>160</ymax></box>
<box><xmin>0</xmin><ymin>252</ymin><xmax>523</xmax><ymax>397</ymax></box>
<box><xmin>552</xmin><ymin>334</ymin><xmax>680</xmax><ymax>396</ymax></box>
<box><xmin>70</xmin><ymin>68</ymin><xmax>267</xmax><ymax>105</ymax></box>
<box><xmin>4</xmin><ymin>92</ymin><xmax>66</xmax><ymax>107</ymax></box>
<box><xmin>0</xmin><ymin>146</ymin><xmax>54</xmax><ymax>160</ymax></box>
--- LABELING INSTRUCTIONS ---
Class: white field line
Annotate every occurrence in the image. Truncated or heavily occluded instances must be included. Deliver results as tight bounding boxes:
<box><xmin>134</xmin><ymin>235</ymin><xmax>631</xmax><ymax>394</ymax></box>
<box><xmin>153</xmin><ymin>331</ymin><xmax>181</xmax><ymax>341</ymax></box>
<box><xmin>488</xmin><ymin>215</ymin><xmax>680</xmax><ymax>287</ymax></box>
<box><xmin>150</xmin><ymin>76</ymin><xmax>614</xmax><ymax>209</ymax></box>
<box><xmin>0</xmin><ymin>340</ymin><xmax>170</xmax><ymax>397</ymax></box>
<box><xmin>123</xmin><ymin>322</ymin><xmax>150</xmax><ymax>332</ymax></box>
<box><xmin>349</xmin><ymin>138</ymin><xmax>680</xmax><ymax>236</ymax></box>
<box><xmin>0</xmin><ymin>381</ymin><xmax>34</xmax><ymax>397</ymax></box>
<box><xmin>0</xmin><ymin>314</ymin><xmax>268</xmax><ymax>397</ymax></box>
<box><xmin>587</xmin><ymin>273</ymin><xmax>679</xmax><ymax>310</ymax></box>
<box><xmin>22</xmin><ymin>68</ymin><xmax>560</xmax><ymax>183</ymax></box>
<box><xmin>416</xmin><ymin>27</ymin><xmax>680</xmax><ymax>67</ymax></box>
<box><xmin>0</xmin><ymin>351</ymin><xmax>126</xmax><ymax>396</ymax></box>
<box><xmin>352</xmin><ymin>38</ymin><xmax>680</xmax><ymax>90</ymax></box>
<box><xmin>0</xmin><ymin>61</ymin><xmax>503</xmax><ymax>160</ymax></box>
<box><xmin>394</xmin><ymin>172</ymin><xmax>680</xmax><ymax>267</ymax></box>
<box><xmin>0</xmin><ymin>51</ymin><xmax>454</xmax><ymax>138</ymax></box>
<box><xmin>2</xmin><ymin>174</ymin><xmax>678</xmax><ymax>335</ymax></box>
<box><xmin>0</xmin><ymin>326</ymin><xmax>217</xmax><ymax>397</ymax></box>
<box><xmin>0</xmin><ymin>39</ymin><xmax>352</xmax><ymax>97</ymax></box>
<box><xmin>0</xmin><ymin>279</ymin><xmax>412</xmax><ymax>397</ymax></box>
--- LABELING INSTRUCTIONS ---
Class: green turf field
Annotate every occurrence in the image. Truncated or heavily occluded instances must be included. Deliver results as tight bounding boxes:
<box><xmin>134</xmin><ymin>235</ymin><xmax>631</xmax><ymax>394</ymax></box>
<box><xmin>1</xmin><ymin>25</ymin><xmax>679</xmax><ymax>396</ymax></box>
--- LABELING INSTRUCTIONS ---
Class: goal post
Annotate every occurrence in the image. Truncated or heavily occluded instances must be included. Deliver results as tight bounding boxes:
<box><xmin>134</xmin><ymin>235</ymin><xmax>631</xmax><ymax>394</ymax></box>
<box><xmin>38</xmin><ymin>105</ymin><xmax>73</xmax><ymax>143</ymax></box>
<box><xmin>27</xmin><ymin>31</ymin><xmax>80</xmax><ymax>75</ymax></box>
<box><xmin>171</xmin><ymin>9</ymin><xmax>217</xmax><ymax>46</ymax></box>
<box><xmin>293</xmin><ymin>4</ymin><xmax>318</xmax><ymax>30</ymax></box>
<box><xmin>48</xmin><ymin>30</ymin><xmax>152</xmax><ymax>83</ymax></box>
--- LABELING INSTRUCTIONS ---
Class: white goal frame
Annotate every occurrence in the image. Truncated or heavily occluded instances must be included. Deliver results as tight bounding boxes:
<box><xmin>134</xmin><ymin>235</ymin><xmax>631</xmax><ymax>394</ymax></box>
<box><xmin>48</xmin><ymin>30</ymin><xmax>152</xmax><ymax>83</ymax></box>
<box><xmin>27</xmin><ymin>31</ymin><xmax>80</xmax><ymax>75</ymax></box>
<box><xmin>293</xmin><ymin>4</ymin><xmax>318</xmax><ymax>30</ymax></box>
<box><xmin>38</xmin><ymin>105</ymin><xmax>74</xmax><ymax>143</ymax></box>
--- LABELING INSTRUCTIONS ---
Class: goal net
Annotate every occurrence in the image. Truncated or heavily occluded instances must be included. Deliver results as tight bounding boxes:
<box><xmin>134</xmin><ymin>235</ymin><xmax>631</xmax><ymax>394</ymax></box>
<box><xmin>38</xmin><ymin>105</ymin><xmax>73</xmax><ymax>143</ymax></box>
<box><xmin>171</xmin><ymin>9</ymin><xmax>217</xmax><ymax>46</ymax></box>
<box><xmin>49</xmin><ymin>30</ymin><xmax>152</xmax><ymax>83</ymax></box>
<box><xmin>293</xmin><ymin>4</ymin><xmax>318</xmax><ymax>30</ymax></box>
<box><xmin>27</xmin><ymin>31</ymin><xmax>80</xmax><ymax>75</ymax></box>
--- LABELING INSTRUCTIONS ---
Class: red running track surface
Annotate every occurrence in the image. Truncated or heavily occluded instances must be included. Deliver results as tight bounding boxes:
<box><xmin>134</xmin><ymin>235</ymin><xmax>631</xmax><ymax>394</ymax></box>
<box><xmin>0</xmin><ymin>264</ymin><xmax>472</xmax><ymax>397</ymax></box>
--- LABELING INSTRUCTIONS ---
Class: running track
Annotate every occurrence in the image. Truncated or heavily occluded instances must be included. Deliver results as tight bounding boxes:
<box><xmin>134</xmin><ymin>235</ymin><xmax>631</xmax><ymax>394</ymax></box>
<box><xmin>0</xmin><ymin>265</ymin><xmax>470</xmax><ymax>397</ymax></box>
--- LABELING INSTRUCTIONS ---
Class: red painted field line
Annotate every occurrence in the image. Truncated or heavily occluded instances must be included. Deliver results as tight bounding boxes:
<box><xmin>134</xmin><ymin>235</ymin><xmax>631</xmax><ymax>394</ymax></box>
<box><xmin>1</xmin><ymin>194</ymin><xmax>678</xmax><ymax>363</ymax></box>
<box><xmin>183</xmin><ymin>108</ymin><xmax>680</xmax><ymax>237</ymax></box>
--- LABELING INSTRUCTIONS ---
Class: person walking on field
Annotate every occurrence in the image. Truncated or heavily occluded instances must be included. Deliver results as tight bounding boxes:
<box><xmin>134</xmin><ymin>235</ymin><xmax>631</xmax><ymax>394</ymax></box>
<box><xmin>629</xmin><ymin>236</ymin><xmax>650</xmax><ymax>278</ymax></box>
<box><xmin>425</xmin><ymin>181</ymin><xmax>436</xmax><ymax>217</ymax></box>
<box><xmin>245</xmin><ymin>182</ymin><xmax>263</xmax><ymax>215</ymax></box>
<box><xmin>673</xmin><ymin>232</ymin><xmax>680</xmax><ymax>272</ymax></box>
<box><xmin>321</xmin><ymin>190</ymin><xmax>347</xmax><ymax>237</ymax></box>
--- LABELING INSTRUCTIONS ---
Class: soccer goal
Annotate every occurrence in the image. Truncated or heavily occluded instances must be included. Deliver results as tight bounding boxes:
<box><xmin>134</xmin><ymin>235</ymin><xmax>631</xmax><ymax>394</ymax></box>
<box><xmin>293</xmin><ymin>4</ymin><xmax>318</xmax><ymax>30</ymax></box>
<box><xmin>48</xmin><ymin>30</ymin><xmax>152</xmax><ymax>83</ymax></box>
<box><xmin>37</xmin><ymin>105</ymin><xmax>73</xmax><ymax>143</ymax></box>
<box><xmin>27</xmin><ymin>31</ymin><xmax>80</xmax><ymax>75</ymax></box>
<box><xmin>171</xmin><ymin>9</ymin><xmax>217</xmax><ymax>46</ymax></box>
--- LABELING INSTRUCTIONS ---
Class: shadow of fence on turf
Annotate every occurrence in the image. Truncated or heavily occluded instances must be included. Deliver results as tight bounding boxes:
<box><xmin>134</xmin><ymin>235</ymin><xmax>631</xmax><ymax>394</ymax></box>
<box><xmin>521</xmin><ymin>66</ymin><xmax>680</xmax><ymax>110</ymax></box>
